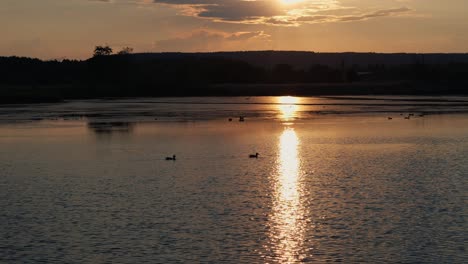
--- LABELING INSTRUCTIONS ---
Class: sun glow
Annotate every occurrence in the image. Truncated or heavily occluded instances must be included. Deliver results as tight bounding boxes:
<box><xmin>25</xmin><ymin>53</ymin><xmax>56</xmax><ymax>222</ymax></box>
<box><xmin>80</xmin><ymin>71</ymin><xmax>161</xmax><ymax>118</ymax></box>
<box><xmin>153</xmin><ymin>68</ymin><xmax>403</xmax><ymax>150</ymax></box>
<box><xmin>278</xmin><ymin>96</ymin><xmax>300</xmax><ymax>121</ymax></box>
<box><xmin>279</xmin><ymin>96</ymin><xmax>298</xmax><ymax>105</ymax></box>
<box><xmin>280</xmin><ymin>0</ymin><xmax>305</xmax><ymax>5</ymax></box>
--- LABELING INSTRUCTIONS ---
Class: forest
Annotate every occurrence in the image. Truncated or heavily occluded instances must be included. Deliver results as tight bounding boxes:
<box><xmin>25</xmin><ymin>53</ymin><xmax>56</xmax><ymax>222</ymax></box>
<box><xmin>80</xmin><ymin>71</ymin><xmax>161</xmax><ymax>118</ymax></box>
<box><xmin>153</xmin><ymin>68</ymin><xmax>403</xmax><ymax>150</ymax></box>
<box><xmin>1</xmin><ymin>50</ymin><xmax>468</xmax><ymax>103</ymax></box>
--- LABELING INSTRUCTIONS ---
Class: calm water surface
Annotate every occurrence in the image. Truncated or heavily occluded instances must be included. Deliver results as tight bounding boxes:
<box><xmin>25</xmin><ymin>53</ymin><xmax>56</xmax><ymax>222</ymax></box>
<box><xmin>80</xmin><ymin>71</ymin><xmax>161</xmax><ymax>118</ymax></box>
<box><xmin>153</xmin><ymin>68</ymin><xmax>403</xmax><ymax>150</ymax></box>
<box><xmin>0</xmin><ymin>97</ymin><xmax>467</xmax><ymax>263</ymax></box>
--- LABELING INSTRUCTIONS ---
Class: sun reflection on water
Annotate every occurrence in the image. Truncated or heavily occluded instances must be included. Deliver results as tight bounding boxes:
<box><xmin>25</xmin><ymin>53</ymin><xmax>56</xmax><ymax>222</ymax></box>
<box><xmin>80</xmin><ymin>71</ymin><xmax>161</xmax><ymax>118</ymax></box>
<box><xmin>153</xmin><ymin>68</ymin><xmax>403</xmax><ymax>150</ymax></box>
<box><xmin>266</xmin><ymin>128</ymin><xmax>307</xmax><ymax>262</ymax></box>
<box><xmin>278</xmin><ymin>96</ymin><xmax>299</xmax><ymax>122</ymax></box>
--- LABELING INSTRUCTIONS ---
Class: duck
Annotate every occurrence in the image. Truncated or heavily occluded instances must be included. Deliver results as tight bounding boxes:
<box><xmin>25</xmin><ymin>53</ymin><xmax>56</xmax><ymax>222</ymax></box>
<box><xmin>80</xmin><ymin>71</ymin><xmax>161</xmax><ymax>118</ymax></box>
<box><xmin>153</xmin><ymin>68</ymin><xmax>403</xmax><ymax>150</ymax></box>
<box><xmin>165</xmin><ymin>155</ymin><xmax>176</xmax><ymax>161</ymax></box>
<box><xmin>388</xmin><ymin>117</ymin><xmax>393</xmax><ymax>120</ymax></box>
<box><xmin>249</xmin><ymin>153</ymin><xmax>259</xmax><ymax>158</ymax></box>
<box><xmin>239</xmin><ymin>116</ymin><xmax>245</xmax><ymax>122</ymax></box>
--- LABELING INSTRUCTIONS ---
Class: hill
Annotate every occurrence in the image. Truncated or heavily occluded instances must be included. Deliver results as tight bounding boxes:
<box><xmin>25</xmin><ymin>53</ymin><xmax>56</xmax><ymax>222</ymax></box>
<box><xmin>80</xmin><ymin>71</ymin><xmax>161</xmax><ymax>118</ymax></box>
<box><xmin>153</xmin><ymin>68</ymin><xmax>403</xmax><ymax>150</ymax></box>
<box><xmin>1</xmin><ymin>51</ymin><xmax>468</xmax><ymax>103</ymax></box>
<box><xmin>129</xmin><ymin>51</ymin><xmax>468</xmax><ymax>69</ymax></box>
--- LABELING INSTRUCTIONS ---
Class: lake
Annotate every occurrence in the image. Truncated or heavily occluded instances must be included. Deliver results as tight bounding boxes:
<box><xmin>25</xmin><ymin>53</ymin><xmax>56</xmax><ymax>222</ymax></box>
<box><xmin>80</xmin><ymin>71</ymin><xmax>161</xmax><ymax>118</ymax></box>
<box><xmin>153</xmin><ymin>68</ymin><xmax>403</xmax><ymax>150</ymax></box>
<box><xmin>0</xmin><ymin>96</ymin><xmax>467</xmax><ymax>263</ymax></box>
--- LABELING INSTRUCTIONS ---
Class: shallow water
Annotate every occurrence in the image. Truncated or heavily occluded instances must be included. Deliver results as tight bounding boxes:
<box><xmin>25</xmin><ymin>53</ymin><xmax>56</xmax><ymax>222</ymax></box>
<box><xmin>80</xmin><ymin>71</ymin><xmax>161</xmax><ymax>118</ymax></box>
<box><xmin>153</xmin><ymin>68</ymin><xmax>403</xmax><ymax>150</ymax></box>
<box><xmin>0</xmin><ymin>97</ymin><xmax>467</xmax><ymax>263</ymax></box>
<box><xmin>1</xmin><ymin>96</ymin><xmax>468</xmax><ymax>123</ymax></box>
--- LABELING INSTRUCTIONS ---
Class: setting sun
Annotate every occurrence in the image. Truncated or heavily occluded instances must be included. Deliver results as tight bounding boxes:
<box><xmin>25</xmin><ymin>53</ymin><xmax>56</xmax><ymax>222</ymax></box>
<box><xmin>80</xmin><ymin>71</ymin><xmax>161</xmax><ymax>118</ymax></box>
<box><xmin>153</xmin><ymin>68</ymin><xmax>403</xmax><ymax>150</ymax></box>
<box><xmin>280</xmin><ymin>0</ymin><xmax>305</xmax><ymax>5</ymax></box>
<box><xmin>1</xmin><ymin>0</ymin><xmax>467</xmax><ymax>262</ymax></box>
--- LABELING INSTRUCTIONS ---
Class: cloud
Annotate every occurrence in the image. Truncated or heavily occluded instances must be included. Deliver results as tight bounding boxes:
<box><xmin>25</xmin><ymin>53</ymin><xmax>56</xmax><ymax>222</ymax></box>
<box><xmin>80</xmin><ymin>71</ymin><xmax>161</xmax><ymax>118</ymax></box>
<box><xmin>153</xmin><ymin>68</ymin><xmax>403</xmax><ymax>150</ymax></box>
<box><xmin>152</xmin><ymin>1</ymin><xmax>413</xmax><ymax>26</ymax></box>
<box><xmin>338</xmin><ymin>7</ymin><xmax>411</xmax><ymax>22</ymax></box>
<box><xmin>97</xmin><ymin>0</ymin><xmax>414</xmax><ymax>26</ymax></box>
<box><xmin>197</xmin><ymin>1</ymin><xmax>283</xmax><ymax>21</ymax></box>
<box><xmin>294</xmin><ymin>7</ymin><xmax>411</xmax><ymax>24</ymax></box>
<box><xmin>154</xmin><ymin>29</ymin><xmax>271</xmax><ymax>51</ymax></box>
<box><xmin>152</xmin><ymin>0</ymin><xmax>341</xmax><ymax>24</ymax></box>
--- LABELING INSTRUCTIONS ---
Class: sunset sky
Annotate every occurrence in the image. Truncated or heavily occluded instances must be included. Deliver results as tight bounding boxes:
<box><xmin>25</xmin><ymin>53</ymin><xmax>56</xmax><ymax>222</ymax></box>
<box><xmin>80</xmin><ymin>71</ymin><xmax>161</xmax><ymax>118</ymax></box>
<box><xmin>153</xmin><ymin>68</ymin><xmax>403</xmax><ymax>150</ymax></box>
<box><xmin>1</xmin><ymin>0</ymin><xmax>467</xmax><ymax>59</ymax></box>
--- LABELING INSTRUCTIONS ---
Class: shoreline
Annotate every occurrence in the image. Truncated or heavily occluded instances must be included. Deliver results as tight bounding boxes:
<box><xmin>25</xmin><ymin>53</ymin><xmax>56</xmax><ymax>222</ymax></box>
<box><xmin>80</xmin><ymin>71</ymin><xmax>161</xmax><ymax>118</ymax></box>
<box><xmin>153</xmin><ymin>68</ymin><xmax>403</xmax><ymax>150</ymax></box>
<box><xmin>1</xmin><ymin>81</ymin><xmax>468</xmax><ymax>105</ymax></box>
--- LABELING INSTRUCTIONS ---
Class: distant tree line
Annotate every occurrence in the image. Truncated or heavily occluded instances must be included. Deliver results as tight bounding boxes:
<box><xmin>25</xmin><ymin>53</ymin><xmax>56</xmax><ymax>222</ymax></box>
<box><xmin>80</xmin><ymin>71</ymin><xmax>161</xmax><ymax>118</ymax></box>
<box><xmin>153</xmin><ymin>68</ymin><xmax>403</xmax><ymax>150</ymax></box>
<box><xmin>1</xmin><ymin>49</ymin><xmax>468</xmax><ymax>102</ymax></box>
<box><xmin>93</xmin><ymin>45</ymin><xmax>133</xmax><ymax>56</ymax></box>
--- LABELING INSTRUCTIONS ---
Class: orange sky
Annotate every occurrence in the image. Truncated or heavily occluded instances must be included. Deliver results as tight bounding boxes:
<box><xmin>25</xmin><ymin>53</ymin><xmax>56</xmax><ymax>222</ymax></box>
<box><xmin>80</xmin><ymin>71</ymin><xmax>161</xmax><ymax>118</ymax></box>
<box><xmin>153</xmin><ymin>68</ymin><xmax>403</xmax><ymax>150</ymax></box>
<box><xmin>1</xmin><ymin>0</ymin><xmax>467</xmax><ymax>59</ymax></box>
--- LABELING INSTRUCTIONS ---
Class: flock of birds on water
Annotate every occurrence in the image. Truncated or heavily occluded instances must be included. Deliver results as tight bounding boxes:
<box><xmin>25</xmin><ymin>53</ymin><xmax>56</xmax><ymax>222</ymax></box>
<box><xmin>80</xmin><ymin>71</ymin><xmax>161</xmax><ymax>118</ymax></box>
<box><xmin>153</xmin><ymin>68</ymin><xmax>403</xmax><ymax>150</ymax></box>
<box><xmin>227</xmin><ymin>116</ymin><xmax>245</xmax><ymax>122</ymax></box>
<box><xmin>166</xmin><ymin>115</ymin><xmax>254</xmax><ymax>161</ymax></box>
<box><xmin>166</xmin><ymin>152</ymin><xmax>259</xmax><ymax>161</ymax></box>
<box><xmin>388</xmin><ymin>113</ymin><xmax>425</xmax><ymax>120</ymax></box>
<box><xmin>166</xmin><ymin>113</ymin><xmax>425</xmax><ymax>161</ymax></box>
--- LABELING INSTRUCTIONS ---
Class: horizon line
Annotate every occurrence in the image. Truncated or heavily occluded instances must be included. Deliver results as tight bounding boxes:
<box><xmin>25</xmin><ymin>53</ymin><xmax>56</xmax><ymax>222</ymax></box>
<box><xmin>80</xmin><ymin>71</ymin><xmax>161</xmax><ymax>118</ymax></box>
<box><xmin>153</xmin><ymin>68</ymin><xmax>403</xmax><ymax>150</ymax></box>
<box><xmin>2</xmin><ymin>50</ymin><xmax>468</xmax><ymax>62</ymax></box>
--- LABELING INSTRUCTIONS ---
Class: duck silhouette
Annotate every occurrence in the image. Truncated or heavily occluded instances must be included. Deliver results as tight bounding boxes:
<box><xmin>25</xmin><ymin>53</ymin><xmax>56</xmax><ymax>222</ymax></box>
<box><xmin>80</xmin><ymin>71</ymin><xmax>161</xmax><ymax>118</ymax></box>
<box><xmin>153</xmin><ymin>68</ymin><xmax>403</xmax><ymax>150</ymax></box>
<box><xmin>166</xmin><ymin>155</ymin><xmax>176</xmax><ymax>161</ymax></box>
<box><xmin>249</xmin><ymin>153</ymin><xmax>259</xmax><ymax>158</ymax></box>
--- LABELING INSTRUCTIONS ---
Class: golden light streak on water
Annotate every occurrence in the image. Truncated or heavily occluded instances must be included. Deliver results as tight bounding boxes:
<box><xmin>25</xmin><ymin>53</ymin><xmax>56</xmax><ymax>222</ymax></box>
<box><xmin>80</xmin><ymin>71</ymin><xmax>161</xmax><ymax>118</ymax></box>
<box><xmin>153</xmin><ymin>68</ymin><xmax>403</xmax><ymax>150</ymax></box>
<box><xmin>266</xmin><ymin>128</ymin><xmax>307</xmax><ymax>263</ymax></box>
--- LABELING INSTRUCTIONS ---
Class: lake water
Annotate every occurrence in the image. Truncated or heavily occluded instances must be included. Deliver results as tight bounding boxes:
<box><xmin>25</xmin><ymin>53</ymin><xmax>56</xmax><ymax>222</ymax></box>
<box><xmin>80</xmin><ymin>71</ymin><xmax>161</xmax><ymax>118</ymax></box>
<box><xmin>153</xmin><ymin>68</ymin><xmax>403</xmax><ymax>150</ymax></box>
<box><xmin>0</xmin><ymin>96</ymin><xmax>467</xmax><ymax>263</ymax></box>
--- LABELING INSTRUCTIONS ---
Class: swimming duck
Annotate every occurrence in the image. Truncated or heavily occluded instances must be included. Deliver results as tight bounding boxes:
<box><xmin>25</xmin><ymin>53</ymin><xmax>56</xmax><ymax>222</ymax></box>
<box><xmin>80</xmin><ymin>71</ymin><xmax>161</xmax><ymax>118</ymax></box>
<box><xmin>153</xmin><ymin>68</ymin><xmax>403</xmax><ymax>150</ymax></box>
<box><xmin>166</xmin><ymin>155</ymin><xmax>176</xmax><ymax>161</ymax></box>
<box><xmin>249</xmin><ymin>153</ymin><xmax>259</xmax><ymax>158</ymax></box>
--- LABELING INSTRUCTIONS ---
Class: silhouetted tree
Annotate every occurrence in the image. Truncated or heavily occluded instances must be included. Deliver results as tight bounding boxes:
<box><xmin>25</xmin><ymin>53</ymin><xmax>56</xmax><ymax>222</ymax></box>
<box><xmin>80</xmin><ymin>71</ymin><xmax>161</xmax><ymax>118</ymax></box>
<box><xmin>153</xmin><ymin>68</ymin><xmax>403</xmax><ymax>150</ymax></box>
<box><xmin>117</xmin><ymin>47</ymin><xmax>134</xmax><ymax>55</ymax></box>
<box><xmin>93</xmin><ymin>45</ymin><xmax>113</xmax><ymax>57</ymax></box>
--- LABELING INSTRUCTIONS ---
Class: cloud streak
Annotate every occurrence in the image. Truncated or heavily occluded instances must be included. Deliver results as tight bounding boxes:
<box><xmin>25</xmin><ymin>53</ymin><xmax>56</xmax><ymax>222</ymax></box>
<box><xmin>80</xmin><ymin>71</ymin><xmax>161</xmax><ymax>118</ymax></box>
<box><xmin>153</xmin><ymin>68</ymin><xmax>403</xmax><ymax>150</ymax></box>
<box><xmin>154</xmin><ymin>29</ymin><xmax>271</xmax><ymax>51</ymax></box>
<box><xmin>291</xmin><ymin>7</ymin><xmax>412</xmax><ymax>25</ymax></box>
